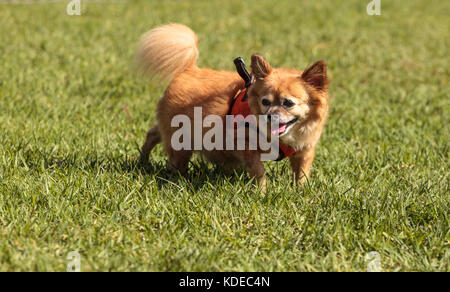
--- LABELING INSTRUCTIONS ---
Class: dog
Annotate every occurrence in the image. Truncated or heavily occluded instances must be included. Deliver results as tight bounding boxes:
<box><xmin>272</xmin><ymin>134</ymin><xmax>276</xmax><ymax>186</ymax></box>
<box><xmin>136</xmin><ymin>23</ymin><xmax>329</xmax><ymax>188</ymax></box>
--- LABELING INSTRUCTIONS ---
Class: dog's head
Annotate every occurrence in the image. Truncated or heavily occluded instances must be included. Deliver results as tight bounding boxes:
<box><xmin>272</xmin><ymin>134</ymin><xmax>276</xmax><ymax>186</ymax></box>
<box><xmin>247</xmin><ymin>54</ymin><xmax>329</xmax><ymax>143</ymax></box>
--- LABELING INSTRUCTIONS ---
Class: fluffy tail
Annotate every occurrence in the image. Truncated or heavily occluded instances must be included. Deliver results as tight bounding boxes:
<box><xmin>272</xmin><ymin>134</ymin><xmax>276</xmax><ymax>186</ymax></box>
<box><xmin>135</xmin><ymin>23</ymin><xmax>199</xmax><ymax>81</ymax></box>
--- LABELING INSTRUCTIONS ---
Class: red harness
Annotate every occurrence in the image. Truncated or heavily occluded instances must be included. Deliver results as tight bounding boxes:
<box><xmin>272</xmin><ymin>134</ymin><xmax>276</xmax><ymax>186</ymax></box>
<box><xmin>229</xmin><ymin>88</ymin><xmax>297</xmax><ymax>161</ymax></box>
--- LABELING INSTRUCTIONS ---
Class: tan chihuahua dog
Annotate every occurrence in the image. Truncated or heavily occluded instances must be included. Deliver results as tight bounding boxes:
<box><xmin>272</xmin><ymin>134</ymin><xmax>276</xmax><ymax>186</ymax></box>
<box><xmin>137</xmin><ymin>24</ymin><xmax>329</xmax><ymax>188</ymax></box>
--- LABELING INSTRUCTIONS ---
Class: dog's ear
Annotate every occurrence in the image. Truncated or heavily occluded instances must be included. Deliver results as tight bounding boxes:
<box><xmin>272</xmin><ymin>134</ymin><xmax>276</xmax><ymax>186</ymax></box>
<box><xmin>251</xmin><ymin>54</ymin><xmax>272</xmax><ymax>79</ymax></box>
<box><xmin>301</xmin><ymin>61</ymin><xmax>328</xmax><ymax>91</ymax></box>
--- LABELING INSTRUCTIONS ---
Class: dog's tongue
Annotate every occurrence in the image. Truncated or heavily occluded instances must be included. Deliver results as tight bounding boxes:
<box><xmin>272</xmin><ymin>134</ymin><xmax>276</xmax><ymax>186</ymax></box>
<box><xmin>271</xmin><ymin>123</ymin><xmax>287</xmax><ymax>135</ymax></box>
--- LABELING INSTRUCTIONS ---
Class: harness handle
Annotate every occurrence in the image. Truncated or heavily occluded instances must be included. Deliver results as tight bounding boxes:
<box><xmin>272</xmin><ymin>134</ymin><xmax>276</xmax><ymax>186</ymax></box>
<box><xmin>234</xmin><ymin>57</ymin><xmax>253</xmax><ymax>88</ymax></box>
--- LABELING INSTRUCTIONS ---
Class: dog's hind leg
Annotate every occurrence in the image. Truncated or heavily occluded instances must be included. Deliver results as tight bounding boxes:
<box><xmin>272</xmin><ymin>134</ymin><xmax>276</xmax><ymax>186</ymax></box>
<box><xmin>166</xmin><ymin>148</ymin><xmax>192</xmax><ymax>176</ymax></box>
<box><xmin>140</xmin><ymin>125</ymin><xmax>162</xmax><ymax>164</ymax></box>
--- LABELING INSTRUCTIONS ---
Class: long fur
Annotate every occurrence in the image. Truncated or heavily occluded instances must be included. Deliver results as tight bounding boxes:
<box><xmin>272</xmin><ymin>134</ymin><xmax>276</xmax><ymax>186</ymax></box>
<box><xmin>136</xmin><ymin>23</ymin><xmax>199</xmax><ymax>81</ymax></box>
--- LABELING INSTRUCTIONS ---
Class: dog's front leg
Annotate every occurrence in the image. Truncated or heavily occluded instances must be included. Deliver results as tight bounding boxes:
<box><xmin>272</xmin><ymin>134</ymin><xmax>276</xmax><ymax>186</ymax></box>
<box><xmin>241</xmin><ymin>151</ymin><xmax>266</xmax><ymax>191</ymax></box>
<box><xmin>289</xmin><ymin>146</ymin><xmax>316</xmax><ymax>185</ymax></box>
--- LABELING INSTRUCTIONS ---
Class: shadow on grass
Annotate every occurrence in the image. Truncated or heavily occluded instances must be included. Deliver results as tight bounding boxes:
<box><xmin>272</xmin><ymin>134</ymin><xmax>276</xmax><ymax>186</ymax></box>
<box><xmin>136</xmin><ymin>155</ymin><xmax>248</xmax><ymax>191</ymax></box>
<box><xmin>17</xmin><ymin>146</ymin><xmax>248</xmax><ymax>192</ymax></box>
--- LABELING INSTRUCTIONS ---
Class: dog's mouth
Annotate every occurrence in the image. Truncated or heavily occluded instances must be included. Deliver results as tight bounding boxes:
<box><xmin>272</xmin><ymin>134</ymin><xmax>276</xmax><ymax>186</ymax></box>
<box><xmin>271</xmin><ymin>117</ymin><xmax>299</xmax><ymax>136</ymax></box>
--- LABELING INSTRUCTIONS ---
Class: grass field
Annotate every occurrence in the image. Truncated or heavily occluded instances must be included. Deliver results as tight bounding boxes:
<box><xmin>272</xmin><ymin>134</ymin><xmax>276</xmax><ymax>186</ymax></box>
<box><xmin>0</xmin><ymin>0</ymin><xmax>448</xmax><ymax>272</ymax></box>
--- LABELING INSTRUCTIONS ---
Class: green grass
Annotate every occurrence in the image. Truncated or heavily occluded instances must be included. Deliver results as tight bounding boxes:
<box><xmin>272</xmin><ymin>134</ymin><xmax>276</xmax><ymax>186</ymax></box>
<box><xmin>0</xmin><ymin>0</ymin><xmax>448</xmax><ymax>272</ymax></box>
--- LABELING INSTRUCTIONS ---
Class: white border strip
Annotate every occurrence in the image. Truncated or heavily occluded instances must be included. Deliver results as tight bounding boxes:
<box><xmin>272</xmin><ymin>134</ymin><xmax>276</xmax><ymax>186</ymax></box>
<box><xmin>0</xmin><ymin>0</ymin><xmax>125</xmax><ymax>4</ymax></box>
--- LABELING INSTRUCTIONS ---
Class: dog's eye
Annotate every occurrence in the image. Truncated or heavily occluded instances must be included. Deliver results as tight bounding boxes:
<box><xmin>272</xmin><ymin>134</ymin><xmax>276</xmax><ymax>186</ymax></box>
<box><xmin>282</xmin><ymin>99</ymin><xmax>295</xmax><ymax>108</ymax></box>
<box><xmin>261</xmin><ymin>99</ymin><xmax>271</xmax><ymax>106</ymax></box>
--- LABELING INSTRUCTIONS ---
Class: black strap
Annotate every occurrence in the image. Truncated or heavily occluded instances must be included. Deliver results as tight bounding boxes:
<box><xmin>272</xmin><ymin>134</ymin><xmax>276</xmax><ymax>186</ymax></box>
<box><xmin>234</xmin><ymin>57</ymin><xmax>254</xmax><ymax>88</ymax></box>
<box><xmin>275</xmin><ymin>148</ymin><xmax>285</xmax><ymax>161</ymax></box>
